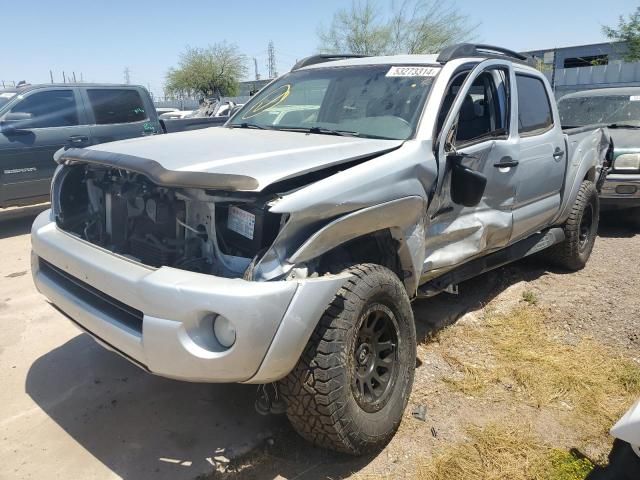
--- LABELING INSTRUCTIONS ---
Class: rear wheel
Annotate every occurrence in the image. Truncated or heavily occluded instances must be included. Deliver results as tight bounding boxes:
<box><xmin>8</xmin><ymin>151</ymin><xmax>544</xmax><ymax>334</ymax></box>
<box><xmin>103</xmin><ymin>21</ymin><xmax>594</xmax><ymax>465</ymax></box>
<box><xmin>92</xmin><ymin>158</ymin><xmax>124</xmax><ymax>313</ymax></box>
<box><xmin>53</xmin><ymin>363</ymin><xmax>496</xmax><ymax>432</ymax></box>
<box><xmin>544</xmin><ymin>180</ymin><xmax>599</xmax><ymax>271</ymax></box>
<box><xmin>279</xmin><ymin>264</ymin><xmax>416</xmax><ymax>455</ymax></box>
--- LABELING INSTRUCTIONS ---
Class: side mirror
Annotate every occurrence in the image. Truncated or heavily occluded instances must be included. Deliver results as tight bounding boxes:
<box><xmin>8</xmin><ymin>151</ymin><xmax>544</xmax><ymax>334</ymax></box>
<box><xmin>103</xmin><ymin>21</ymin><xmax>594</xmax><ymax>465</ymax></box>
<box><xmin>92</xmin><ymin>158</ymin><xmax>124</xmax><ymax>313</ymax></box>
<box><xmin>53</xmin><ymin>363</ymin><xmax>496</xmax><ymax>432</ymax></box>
<box><xmin>0</xmin><ymin>112</ymin><xmax>33</xmax><ymax>133</ymax></box>
<box><xmin>449</xmin><ymin>154</ymin><xmax>487</xmax><ymax>207</ymax></box>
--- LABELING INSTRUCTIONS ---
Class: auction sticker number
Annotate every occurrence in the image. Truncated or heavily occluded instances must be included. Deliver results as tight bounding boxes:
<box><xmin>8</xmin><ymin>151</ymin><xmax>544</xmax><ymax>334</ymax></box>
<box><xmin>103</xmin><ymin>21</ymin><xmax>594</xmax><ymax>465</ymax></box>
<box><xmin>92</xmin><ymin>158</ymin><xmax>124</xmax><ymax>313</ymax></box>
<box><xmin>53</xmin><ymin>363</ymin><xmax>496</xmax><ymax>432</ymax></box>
<box><xmin>386</xmin><ymin>66</ymin><xmax>441</xmax><ymax>77</ymax></box>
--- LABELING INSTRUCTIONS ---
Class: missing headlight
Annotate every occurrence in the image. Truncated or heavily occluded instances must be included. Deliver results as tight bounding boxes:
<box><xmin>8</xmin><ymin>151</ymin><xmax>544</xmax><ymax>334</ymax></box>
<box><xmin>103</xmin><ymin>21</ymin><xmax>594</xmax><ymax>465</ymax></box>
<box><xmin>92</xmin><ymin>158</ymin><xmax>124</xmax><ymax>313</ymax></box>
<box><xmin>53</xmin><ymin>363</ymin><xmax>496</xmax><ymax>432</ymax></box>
<box><xmin>216</xmin><ymin>204</ymin><xmax>282</xmax><ymax>258</ymax></box>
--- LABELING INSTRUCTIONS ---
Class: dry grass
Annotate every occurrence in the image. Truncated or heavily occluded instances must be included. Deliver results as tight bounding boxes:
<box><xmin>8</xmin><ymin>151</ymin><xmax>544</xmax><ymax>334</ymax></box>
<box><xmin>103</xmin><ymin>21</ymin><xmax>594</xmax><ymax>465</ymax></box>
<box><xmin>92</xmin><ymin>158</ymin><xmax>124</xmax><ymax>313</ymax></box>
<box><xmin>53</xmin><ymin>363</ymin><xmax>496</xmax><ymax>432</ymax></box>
<box><xmin>417</xmin><ymin>422</ymin><xmax>594</xmax><ymax>480</ymax></box>
<box><xmin>435</xmin><ymin>305</ymin><xmax>640</xmax><ymax>439</ymax></box>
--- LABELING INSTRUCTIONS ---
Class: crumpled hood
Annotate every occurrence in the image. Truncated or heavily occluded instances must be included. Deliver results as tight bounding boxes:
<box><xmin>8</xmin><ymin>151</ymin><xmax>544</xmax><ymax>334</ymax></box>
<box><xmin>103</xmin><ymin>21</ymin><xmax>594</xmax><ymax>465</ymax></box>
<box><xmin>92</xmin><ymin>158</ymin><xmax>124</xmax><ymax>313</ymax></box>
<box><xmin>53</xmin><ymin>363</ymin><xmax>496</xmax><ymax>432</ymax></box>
<box><xmin>60</xmin><ymin>127</ymin><xmax>403</xmax><ymax>191</ymax></box>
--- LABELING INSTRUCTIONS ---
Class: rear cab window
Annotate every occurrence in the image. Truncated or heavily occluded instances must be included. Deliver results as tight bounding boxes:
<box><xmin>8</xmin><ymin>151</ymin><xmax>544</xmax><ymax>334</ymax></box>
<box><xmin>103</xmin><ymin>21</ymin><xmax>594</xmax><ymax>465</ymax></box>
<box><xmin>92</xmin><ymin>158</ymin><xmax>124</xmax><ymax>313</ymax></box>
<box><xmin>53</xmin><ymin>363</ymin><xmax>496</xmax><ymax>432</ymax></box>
<box><xmin>516</xmin><ymin>74</ymin><xmax>553</xmax><ymax>135</ymax></box>
<box><xmin>86</xmin><ymin>89</ymin><xmax>147</xmax><ymax>125</ymax></box>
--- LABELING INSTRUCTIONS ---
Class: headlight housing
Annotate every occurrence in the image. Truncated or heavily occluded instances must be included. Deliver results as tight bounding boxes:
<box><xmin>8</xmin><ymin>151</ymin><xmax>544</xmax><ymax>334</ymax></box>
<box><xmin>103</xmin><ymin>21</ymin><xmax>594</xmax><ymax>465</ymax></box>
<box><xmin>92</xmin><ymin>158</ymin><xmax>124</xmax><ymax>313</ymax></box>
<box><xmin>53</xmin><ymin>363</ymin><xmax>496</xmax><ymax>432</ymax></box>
<box><xmin>614</xmin><ymin>153</ymin><xmax>640</xmax><ymax>172</ymax></box>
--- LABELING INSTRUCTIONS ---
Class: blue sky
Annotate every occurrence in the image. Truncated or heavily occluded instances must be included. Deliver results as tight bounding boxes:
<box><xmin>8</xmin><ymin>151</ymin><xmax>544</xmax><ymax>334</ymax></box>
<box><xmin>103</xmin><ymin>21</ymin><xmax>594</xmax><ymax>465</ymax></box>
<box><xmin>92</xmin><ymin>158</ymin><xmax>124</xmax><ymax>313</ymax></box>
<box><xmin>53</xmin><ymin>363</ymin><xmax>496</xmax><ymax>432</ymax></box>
<box><xmin>1</xmin><ymin>0</ymin><xmax>637</xmax><ymax>96</ymax></box>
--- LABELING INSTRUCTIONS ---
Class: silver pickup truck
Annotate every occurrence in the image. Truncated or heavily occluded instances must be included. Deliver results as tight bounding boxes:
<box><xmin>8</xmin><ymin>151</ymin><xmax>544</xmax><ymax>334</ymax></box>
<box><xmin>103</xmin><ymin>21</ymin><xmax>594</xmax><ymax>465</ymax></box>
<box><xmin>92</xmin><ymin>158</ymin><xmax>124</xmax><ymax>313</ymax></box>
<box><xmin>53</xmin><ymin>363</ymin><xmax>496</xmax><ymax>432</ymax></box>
<box><xmin>30</xmin><ymin>44</ymin><xmax>612</xmax><ymax>455</ymax></box>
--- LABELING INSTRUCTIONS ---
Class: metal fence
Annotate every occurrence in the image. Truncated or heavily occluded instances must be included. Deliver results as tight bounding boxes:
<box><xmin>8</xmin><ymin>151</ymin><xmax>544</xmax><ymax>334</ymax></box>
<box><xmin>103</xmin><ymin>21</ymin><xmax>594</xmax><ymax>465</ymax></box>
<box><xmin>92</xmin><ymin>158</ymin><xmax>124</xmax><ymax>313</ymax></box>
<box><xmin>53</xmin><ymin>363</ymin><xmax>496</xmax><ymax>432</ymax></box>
<box><xmin>152</xmin><ymin>97</ymin><xmax>200</xmax><ymax>110</ymax></box>
<box><xmin>543</xmin><ymin>61</ymin><xmax>640</xmax><ymax>98</ymax></box>
<box><xmin>152</xmin><ymin>95</ymin><xmax>253</xmax><ymax>110</ymax></box>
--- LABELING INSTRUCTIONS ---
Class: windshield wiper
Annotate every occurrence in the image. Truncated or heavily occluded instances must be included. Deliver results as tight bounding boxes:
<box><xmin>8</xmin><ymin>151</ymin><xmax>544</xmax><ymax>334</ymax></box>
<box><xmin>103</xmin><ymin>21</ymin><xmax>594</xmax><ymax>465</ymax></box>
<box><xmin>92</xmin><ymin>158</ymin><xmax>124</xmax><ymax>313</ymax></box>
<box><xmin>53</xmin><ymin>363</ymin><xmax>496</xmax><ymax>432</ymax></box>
<box><xmin>607</xmin><ymin>123</ymin><xmax>640</xmax><ymax>129</ymax></box>
<box><xmin>228</xmin><ymin>122</ymin><xmax>271</xmax><ymax>130</ymax></box>
<box><xmin>268</xmin><ymin>126</ymin><xmax>361</xmax><ymax>137</ymax></box>
<box><xmin>307</xmin><ymin>126</ymin><xmax>360</xmax><ymax>137</ymax></box>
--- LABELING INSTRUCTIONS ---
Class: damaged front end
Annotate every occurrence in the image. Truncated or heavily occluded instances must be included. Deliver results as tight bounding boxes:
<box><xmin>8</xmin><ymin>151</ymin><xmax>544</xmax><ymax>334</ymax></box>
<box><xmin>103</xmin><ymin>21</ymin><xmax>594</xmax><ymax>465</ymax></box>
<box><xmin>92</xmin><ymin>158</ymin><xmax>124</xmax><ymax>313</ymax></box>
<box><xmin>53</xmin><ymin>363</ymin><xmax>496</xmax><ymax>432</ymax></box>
<box><xmin>52</xmin><ymin>163</ymin><xmax>285</xmax><ymax>279</ymax></box>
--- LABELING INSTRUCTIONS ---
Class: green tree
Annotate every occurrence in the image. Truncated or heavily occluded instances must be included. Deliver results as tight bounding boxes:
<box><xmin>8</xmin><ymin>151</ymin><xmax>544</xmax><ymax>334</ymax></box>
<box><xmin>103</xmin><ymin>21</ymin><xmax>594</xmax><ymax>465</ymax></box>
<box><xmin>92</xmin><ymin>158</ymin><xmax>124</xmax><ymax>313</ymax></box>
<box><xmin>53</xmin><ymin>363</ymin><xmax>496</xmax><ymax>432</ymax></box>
<box><xmin>318</xmin><ymin>0</ymin><xmax>477</xmax><ymax>56</ymax></box>
<box><xmin>165</xmin><ymin>43</ymin><xmax>247</xmax><ymax>98</ymax></box>
<box><xmin>603</xmin><ymin>7</ymin><xmax>640</xmax><ymax>62</ymax></box>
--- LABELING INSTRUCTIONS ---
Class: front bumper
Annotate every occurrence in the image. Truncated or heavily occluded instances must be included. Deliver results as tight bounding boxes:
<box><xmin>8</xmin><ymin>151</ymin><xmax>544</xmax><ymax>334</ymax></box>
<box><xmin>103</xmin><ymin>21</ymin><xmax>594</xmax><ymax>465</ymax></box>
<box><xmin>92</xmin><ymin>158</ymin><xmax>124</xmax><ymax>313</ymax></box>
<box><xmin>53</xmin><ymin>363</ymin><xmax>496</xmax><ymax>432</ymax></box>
<box><xmin>31</xmin><ymin>210</ymin><xmax>348</xmax><ymax>383</ymax></box>
<box><xmin>600</xmin><ymin>174</ymin><xmax>640</xmax><ymax>209</ymax></box>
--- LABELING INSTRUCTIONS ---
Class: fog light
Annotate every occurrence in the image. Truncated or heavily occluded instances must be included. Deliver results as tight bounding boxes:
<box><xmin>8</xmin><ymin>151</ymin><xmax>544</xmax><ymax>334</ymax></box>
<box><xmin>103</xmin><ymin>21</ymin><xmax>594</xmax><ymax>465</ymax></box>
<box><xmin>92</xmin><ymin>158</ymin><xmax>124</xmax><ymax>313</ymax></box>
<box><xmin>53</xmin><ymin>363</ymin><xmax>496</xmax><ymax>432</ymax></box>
<box><xmin>213</xmin><ymin>315</ymin><xmax>236</xmax><ymax>348</ymax></box>
<box><xmin>616</xmin><ymin>185</ymin><xmax>638</xmax><ymax>195</ymax></box>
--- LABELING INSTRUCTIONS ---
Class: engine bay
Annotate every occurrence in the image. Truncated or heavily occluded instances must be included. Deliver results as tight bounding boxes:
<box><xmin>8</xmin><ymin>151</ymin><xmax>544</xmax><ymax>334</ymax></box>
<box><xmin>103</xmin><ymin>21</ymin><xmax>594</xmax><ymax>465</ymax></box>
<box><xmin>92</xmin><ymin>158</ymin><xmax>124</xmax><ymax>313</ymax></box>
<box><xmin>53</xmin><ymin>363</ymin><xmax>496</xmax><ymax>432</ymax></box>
<box><xmin>54</xmin><ymin>164</ymin><xmax>283</xmax><ymax>278</ymax></box>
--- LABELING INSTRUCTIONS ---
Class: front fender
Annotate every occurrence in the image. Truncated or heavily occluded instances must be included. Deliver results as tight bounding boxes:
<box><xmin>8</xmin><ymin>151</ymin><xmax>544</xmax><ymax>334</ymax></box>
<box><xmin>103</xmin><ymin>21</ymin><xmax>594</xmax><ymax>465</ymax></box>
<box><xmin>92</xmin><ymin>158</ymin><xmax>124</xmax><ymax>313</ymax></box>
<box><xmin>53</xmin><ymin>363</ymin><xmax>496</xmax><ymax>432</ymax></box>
<box><xmin>288</xmin><ymin>196</ymin><xmax>427</xmax><ymax>293</ymax></box>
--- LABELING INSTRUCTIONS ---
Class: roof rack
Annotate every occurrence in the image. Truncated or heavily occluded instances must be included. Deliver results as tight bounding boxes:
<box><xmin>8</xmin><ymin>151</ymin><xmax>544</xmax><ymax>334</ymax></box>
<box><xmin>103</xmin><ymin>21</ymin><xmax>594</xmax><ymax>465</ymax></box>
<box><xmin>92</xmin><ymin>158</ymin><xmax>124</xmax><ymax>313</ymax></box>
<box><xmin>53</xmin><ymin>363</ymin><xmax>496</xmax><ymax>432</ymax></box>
<box><xmin>436</xmin><ymin>43</ymin><xmax>536</xmax><ymax>67</ymax></box>
<box><xmin>291</xmin><ymin>54</ymin><xmax>369</xmax><ymax>71</ymax></box>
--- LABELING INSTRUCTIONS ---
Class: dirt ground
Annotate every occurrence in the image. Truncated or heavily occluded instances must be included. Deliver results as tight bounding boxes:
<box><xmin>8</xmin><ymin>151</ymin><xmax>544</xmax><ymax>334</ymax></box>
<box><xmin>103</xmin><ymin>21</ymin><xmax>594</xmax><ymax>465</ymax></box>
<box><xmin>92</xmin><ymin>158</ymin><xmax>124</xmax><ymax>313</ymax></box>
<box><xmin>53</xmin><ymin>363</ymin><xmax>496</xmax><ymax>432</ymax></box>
<box><xmin>0</xmin><ymin>205</ymin><xmax>638</xmax><ymax>480</ymax></box>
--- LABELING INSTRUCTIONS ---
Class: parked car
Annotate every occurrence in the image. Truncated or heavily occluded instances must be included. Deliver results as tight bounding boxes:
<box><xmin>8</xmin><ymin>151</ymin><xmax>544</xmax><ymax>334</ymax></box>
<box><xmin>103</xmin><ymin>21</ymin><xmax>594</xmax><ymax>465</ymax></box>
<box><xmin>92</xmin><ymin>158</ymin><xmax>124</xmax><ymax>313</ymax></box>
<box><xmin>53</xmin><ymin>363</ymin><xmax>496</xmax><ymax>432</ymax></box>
<box><xmin>155</xmin><ymin>107</ymin><xmax>179</xmax><ymax>116</ymax></box>
<box><xmin>0</xmin><ymin>84</ymin><xmax>230</xmax><ymax>208</ymax></box>
<box><xmin>611</xmin><ymin>399</ymin><xmax>640</xmax><ymax>459</ymax></box>
<box><xmin>31</xmin><ymin>44</ymin><xmax>612</xmax><ymax>454</ymax></box>
<box><xmin>158</xmin><ymin>109</ymin><xmax>194</xmax><ymax>119</ymax></box>
<box><xmin>558</xmin><ymin>87</ymin><xmax>640</xmax><ymax>227</ymax></box>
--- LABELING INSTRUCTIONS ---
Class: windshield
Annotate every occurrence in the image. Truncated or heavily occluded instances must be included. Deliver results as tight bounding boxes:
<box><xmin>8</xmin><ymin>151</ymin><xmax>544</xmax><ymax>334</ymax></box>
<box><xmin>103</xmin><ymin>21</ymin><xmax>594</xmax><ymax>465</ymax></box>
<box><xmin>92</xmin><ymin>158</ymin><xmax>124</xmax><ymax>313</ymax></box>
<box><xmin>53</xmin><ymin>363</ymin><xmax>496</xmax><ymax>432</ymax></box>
<box><xmin>228</xmin><ymin>65</ymin><xmax>439</xmax><ymax>140</ymax></box>
<box><xmin>0</xmin><ymin>92</ymin><xmax>17</xmax><ymax>110</ymax></box>
<box><xmin>558</xmin><ymin>94</ymin><xmax>640</xmax><ymax>127</ymax></box>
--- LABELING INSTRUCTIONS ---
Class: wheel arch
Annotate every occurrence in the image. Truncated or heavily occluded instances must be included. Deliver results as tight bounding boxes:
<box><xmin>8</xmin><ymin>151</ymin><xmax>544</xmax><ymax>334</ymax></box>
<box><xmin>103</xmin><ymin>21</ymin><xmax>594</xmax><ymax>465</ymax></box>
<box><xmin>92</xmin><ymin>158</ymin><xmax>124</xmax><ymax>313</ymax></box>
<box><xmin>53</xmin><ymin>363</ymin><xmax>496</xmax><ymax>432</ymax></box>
<box><xmin>287</xmin><ymin>196</ymin><xmax>427</xmax><ymax>294</ymax></box>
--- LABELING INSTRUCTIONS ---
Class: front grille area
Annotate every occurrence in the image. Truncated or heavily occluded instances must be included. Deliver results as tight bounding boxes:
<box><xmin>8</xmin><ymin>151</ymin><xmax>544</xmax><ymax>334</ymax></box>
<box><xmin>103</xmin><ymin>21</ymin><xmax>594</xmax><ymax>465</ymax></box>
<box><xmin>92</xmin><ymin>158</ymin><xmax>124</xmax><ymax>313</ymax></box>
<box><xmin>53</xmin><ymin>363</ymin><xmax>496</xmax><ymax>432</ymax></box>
<box><xmin>38</xmin><ymin>258</ymin><xmax>143</xmax><ymax>334</ymax></box>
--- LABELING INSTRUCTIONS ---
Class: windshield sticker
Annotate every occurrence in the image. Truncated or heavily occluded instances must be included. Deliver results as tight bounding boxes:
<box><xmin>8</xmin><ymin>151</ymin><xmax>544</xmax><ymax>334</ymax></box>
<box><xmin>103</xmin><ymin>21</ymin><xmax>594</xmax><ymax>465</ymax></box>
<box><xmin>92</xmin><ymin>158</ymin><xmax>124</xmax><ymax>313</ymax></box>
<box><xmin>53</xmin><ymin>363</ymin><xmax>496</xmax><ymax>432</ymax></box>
<box><xmin>386</xmin><ymin>66</ymin><xmax>441</xmax><ymax>77</ymax></box>
<box><xmin>630</xmin><ymin>95</ymin><xmax>640</xmax><ymax>101</ymax></box>
<box><xmin>0</xmin><ymin>93</ymin><xmax>15</xmax><ymax>99</ymax></box>
<box><xmin>242</xmin><ymin>84</ymin><xmax>291</xmax><ymax>119</ymax></box>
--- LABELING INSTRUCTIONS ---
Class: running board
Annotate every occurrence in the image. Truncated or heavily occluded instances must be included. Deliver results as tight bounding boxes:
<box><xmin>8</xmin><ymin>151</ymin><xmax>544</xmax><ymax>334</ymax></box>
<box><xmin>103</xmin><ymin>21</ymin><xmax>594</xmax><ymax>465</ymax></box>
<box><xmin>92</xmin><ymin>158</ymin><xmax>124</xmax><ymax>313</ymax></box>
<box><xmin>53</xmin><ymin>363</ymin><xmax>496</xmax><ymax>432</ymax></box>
<box><xmin>417</xmin><ymin>227</ymin><xmax>565</xmax><ymax>298</ymax></box>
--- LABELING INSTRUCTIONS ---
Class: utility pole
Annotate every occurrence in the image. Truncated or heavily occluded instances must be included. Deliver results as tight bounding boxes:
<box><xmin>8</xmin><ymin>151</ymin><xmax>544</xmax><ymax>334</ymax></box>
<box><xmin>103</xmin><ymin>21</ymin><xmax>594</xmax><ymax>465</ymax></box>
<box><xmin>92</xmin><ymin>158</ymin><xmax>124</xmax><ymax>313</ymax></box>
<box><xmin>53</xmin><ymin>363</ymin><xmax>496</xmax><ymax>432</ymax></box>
<box><xmin>124</xmin><ymin>67</ymin><xmax>131</xmax><ymax>84</ymax></box>
<box><xmin>62</xmin><ymin>71</ymin><xmax>66</xmax><ymax>83</ymax></box>
<box><xmin>50</xmin><ymin>70</ymin><xmax>54</xmax><ymax>83</ymax></box>
<box><xmin>254</xmin><ymin>57</ymin><xmax>260</xmax><ymax>80</ymax></box>
<box><xmin>80</xmin><ymin>72</ymin><xmax>84</xmax><ymax>83</ymax></box>
<box><xmin>72</xmin><ymin>72</ymin><xmax>77</xmax><ymax>82</ymax></box>
<box><xmin>267</xmin><ymin>41</ymin><xmax>277</xmax><ymax>79</ymax></box>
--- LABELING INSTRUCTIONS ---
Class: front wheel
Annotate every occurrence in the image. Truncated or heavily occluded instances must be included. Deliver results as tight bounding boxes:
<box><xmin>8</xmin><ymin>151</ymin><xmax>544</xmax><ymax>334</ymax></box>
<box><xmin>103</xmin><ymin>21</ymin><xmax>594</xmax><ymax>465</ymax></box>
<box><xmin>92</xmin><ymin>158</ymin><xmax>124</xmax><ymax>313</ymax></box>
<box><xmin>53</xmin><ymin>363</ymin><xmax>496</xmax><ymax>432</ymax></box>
<box><xmin>544</xmin><ymin>180</ymin><xmax>599</xmax><ymax>271</ymax></box>
<box><xmin>279</xmin><ymin>264</ymin><xmax>416</xmax><ymax>455</ymax></box>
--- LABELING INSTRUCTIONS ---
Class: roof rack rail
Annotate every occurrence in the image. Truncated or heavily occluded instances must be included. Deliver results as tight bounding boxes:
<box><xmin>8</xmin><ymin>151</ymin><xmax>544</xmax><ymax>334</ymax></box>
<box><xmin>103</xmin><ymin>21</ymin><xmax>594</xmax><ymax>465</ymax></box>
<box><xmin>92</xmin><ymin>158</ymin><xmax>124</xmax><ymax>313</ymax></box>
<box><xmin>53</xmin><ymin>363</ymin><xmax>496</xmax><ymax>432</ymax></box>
<box><xmin>436</xmin><ymin>43</ymin><xmax>536</xmax><ymax>67</ymax></box>
<box><xmin>291</xmin><ymin>54</ymin><xmax>369</xmax><ymax>71</ymax></box>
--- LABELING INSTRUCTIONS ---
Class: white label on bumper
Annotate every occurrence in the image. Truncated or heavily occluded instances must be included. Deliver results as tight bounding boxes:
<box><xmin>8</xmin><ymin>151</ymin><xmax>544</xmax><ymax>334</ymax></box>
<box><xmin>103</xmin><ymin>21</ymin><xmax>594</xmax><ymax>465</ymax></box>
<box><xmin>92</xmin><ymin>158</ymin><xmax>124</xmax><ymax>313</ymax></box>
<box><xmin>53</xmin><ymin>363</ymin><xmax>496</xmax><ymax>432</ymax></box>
<box><xmin>227</xmin><ymin>206</ymin><xmax>255</xmax><ymax>240</ymax></box>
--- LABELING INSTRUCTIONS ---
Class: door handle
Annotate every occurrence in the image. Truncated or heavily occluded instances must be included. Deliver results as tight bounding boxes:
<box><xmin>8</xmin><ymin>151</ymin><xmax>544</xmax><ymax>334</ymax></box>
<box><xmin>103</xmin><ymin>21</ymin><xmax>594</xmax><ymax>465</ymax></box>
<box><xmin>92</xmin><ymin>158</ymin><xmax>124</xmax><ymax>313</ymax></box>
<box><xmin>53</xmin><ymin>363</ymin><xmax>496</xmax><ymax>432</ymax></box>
<box><xmin>68</xmin><ymin>135</ymin><xmax>89</xmax><ymax>146</ymax></box>
<box><xmin>553</xmin><ymin>148</ymin><xmax>565</xmax><ymax>160</ymax></box>
<box><xmin>494</xmin><ymin>156</ymin><xmax>519</xmax><ymax>168</ymax></box>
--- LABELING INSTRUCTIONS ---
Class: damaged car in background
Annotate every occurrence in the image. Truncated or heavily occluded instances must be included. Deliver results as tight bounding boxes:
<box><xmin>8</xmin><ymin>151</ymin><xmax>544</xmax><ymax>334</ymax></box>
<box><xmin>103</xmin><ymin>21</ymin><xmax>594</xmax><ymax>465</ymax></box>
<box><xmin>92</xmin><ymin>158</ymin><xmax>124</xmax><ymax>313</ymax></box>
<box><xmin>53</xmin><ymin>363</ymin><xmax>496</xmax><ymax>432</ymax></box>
<box><xmin>31</xmin><ymin>44</ymin><xmax>613</xmax><ymax>455</ymax></box>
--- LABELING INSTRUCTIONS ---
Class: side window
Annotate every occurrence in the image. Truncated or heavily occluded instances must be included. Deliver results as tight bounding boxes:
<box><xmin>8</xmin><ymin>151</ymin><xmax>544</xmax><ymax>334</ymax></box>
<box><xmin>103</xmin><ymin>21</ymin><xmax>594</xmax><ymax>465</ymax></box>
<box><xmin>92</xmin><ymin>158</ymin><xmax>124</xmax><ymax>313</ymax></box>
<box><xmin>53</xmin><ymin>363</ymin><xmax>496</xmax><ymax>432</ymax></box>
<box><xmin>9</xmin><ymin>90</ymin><xmax>79</xmax><ymax>128</ymax></box>
<box><xmin>86</xmin><ymin>89</ymin><xmax>147</xmax><ymax>125</ymax></box>
<box><xmin>453</xmin><ymin>70</ymin><xmax>509</xmax><ymax>145</ymax></box>
<box><xmin>516</xmin><ymin>74</ymin><xmax>553</xmax><ymax>134</ymax></box>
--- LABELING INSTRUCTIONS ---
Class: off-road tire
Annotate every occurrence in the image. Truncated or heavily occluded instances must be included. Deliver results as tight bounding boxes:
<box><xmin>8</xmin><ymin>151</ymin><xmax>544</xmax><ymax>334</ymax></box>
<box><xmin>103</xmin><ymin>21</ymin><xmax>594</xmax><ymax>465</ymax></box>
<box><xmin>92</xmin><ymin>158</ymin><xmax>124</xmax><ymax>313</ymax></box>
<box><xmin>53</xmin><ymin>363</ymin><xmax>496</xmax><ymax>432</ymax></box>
<box><xmin>279</xmin><ymin>264</ymin><xmax>416</xmax><ymax>455</ymax></box>
<box><xmin>544</xmin><ymin>180</ymin><xmax>599</xmax><ymax>271</ymax></box>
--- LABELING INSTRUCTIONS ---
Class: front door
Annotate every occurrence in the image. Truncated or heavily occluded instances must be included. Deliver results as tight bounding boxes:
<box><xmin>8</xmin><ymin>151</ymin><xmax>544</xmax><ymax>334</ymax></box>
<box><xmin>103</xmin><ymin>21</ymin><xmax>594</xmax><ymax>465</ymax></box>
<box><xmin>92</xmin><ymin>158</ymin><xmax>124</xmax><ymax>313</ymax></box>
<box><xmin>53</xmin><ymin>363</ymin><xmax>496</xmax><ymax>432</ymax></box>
<box><xmin>0</xmin><ymin>88</ymin><xmax>90</xmax><ymax>206</ymax></box>
<box><xmin>423</xmin><ymin>60</ymin><xmax>519</xmax><ymax>277</ymax></box>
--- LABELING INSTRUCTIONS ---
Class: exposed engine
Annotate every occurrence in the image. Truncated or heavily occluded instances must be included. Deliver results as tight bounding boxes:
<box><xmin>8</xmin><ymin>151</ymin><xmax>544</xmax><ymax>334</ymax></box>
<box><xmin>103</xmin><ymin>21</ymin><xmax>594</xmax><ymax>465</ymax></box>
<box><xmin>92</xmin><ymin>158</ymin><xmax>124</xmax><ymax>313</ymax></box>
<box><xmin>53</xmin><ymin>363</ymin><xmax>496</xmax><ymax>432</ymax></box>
<box><xmin>54</xmin><ymin>164</ymin><xmax>283</xmax><ymax>277</ymax></box>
